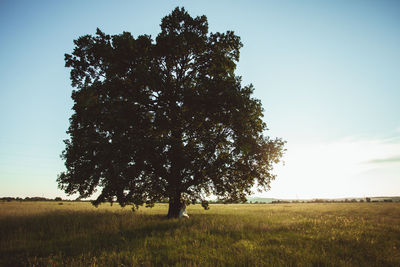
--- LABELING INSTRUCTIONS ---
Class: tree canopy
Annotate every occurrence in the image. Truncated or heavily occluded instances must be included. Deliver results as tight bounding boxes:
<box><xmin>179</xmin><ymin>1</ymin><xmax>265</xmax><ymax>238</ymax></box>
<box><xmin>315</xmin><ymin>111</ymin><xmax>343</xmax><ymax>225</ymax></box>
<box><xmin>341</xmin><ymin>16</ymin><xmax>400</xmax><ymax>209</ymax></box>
<box><xmin>58</xmin><ymin>7</ymin><xmax>285</xmax><ymax>218</ymax></box>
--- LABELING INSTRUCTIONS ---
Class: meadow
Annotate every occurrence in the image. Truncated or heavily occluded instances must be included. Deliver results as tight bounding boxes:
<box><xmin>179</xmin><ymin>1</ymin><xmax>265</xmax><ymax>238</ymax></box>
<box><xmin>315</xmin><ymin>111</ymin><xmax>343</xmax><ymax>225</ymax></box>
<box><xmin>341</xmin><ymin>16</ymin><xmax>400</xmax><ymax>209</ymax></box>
<box><xmin>1</xmin><ymin>201</ymin><xmax>399</xmax><ymax>266</ymax></box>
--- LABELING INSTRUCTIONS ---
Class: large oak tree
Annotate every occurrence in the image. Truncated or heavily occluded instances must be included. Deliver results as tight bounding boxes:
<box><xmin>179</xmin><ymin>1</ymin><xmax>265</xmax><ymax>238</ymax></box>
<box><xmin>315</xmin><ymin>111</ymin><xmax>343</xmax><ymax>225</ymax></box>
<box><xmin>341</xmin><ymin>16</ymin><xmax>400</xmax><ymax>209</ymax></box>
<box><xmin>58</xmin><ymin>7</ymin><xmax>285</xmax><ymax>218</ymax></box>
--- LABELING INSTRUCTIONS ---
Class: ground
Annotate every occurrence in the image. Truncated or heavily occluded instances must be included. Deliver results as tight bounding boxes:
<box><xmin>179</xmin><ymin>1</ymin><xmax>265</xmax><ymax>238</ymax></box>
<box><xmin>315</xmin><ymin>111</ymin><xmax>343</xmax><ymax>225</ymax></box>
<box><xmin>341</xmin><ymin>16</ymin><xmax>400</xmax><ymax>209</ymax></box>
<box><xmin>1</xmin><ymin>201</ymin><xmax>399</xmax><ymax>266</ymax></box>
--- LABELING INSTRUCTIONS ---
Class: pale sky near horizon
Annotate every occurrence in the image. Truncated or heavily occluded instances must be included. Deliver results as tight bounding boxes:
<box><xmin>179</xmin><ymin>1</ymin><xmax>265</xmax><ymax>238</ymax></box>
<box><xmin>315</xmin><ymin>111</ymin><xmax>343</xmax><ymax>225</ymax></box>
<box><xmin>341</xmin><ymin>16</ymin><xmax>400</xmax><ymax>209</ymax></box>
<box><xmin>0</xmin><ymin>0</ymin><xmax>399</xmax><ymax>199</ymax></box>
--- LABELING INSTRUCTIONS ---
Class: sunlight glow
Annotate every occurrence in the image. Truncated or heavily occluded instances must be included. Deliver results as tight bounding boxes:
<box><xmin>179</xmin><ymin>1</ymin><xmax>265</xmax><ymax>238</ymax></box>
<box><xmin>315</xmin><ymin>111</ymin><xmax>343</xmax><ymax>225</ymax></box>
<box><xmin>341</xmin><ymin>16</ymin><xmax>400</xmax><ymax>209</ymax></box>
<box><xmin>261</xmin><ymin>137</ymin><xmax>400</xmax><ymax>199</ymax></box>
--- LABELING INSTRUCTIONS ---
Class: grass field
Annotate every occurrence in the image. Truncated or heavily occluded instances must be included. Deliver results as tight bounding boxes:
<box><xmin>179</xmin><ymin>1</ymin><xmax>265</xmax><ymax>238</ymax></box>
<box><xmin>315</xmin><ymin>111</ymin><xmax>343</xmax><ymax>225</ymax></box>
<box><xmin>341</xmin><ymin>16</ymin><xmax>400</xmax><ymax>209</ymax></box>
<box><xmin>1</xmin><ymin>202</ymin><xmax>400</xmax><ymax>266</ymax></box>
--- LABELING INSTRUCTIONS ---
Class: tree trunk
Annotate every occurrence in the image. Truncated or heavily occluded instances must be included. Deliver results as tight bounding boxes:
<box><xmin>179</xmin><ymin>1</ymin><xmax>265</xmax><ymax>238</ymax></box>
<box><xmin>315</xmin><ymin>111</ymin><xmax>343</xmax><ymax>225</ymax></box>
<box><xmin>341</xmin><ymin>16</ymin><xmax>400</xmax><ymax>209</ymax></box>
<box><xmin>167</xmin><ymin>193</ymin><xmax>183</xmax><ymax>218</ymax></box>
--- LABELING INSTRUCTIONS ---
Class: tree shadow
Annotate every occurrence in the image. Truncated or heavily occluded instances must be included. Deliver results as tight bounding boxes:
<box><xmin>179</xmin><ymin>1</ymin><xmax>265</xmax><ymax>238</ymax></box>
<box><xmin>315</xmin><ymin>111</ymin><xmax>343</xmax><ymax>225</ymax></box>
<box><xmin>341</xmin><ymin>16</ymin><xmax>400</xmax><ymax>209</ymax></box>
<box><xmin>0</xmin><ymin>210</ymin><xmax>184</xmax><ymax>266</ymax></box>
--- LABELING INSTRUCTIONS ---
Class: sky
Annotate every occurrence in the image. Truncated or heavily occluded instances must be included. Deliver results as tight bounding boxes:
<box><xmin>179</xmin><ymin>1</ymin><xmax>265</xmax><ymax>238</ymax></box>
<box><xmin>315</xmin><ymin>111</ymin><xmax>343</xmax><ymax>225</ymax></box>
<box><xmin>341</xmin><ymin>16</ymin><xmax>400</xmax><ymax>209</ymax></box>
<box><xmin>0</xmin><ymin>0</ymin><xmax>399</xmax><ymax>199</ymax></box>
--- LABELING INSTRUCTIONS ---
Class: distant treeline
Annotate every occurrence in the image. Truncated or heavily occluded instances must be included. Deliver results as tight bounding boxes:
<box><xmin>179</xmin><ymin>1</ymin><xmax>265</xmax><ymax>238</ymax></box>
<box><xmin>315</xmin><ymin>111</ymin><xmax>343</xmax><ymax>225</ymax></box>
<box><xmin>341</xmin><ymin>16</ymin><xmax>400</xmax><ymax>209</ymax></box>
<box><xmin>0</xmin><ymin>197</ymin><xmax>243</xmax><ymax>204</ymax></box>
<box><xmin>1</xmin><ymin>197</ymin><xmax>399</xmax><ymax>203</ymax></box>
<box><xmin>0</xmin><ymin>197</ymin><xmax>73</xmax><ymax>202</ymax></box>
<box><xmin>266</xmin><ymin>197</ymin><xmax>398</xmax><ymax>204</ymax></box>
<box><xmin>207</xmin><ymin>198</ymin><xmax>397</xmax><ymax>204</ymax></box>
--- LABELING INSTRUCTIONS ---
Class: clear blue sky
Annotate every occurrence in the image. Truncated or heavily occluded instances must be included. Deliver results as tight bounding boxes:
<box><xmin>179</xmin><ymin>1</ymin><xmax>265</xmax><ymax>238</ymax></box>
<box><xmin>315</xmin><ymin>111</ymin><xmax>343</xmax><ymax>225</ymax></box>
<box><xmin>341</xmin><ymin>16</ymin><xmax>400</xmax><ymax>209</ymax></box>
<box><xmin>1</xmin><ymin>0</ymin><xmax>399</xmax><ymax>199</ymax></box>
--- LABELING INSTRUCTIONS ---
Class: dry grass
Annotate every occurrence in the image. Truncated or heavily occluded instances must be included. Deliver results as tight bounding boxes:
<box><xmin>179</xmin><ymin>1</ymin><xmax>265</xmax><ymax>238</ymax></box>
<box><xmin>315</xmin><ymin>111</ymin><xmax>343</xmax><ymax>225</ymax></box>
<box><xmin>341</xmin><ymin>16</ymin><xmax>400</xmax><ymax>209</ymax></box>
<box><xmin>1</xmin><ymin>201</ymin><xmax>400</xmax><ymax>266</ymax></box>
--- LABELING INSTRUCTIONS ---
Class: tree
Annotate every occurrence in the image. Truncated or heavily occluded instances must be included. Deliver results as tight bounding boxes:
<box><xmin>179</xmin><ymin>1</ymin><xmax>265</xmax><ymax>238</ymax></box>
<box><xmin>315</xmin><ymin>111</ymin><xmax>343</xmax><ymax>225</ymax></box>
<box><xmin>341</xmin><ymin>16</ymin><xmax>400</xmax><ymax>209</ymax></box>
<box><xmin>58</xmin><ymin>7</ymin><xmax>285</xmax><ymax>218</ymax></box>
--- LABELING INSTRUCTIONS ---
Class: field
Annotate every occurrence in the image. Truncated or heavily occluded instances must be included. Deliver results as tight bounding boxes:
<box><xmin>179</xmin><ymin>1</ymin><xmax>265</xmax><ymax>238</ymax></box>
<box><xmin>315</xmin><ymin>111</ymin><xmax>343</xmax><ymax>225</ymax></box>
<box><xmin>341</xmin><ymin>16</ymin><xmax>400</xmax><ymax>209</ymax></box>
<box><xmin>1</xmin><ymin>202</ymin><xmax>400</xmax><ymax>266</ymax></box>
